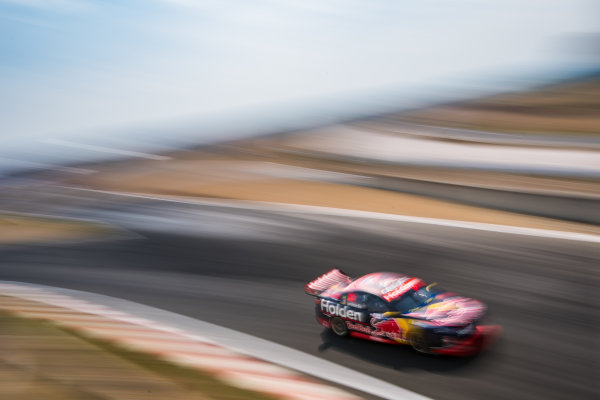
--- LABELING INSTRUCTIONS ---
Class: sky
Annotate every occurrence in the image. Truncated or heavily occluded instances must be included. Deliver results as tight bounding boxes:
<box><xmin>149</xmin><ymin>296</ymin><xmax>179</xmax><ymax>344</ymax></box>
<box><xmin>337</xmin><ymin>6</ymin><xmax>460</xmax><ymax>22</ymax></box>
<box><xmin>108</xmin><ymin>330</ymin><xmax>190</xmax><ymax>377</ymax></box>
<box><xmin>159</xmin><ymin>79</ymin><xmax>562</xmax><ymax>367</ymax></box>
<box><xmin>0</xmin><ymin>0</ymin><xmax>598</xmax><ymax>169</ymax></box>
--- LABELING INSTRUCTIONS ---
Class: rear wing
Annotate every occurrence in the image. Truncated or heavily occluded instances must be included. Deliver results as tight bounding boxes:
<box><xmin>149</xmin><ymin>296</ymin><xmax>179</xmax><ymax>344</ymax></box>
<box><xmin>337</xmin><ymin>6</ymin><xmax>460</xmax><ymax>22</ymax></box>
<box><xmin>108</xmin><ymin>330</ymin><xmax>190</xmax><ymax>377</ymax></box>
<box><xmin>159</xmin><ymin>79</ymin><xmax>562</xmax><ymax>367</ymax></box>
<box><xmin>304</xmin><ymin>268</ymin><xmax>352</xmax><ymax>296</ymax></box>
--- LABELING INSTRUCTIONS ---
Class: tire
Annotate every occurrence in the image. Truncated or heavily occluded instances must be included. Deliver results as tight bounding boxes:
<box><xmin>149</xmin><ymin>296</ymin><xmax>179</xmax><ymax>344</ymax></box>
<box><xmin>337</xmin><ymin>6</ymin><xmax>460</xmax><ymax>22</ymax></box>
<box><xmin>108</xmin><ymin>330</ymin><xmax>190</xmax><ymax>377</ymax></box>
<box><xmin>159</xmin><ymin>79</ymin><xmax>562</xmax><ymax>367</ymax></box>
<box><xmin>408</xmin><ymin>331</ymin><xmax>432</xmax><ymax>354</ymax></box>
<box><xmin>330</xmin><ymin>317</ymin><xmax>349</xmax><ymax>336</ymax></box>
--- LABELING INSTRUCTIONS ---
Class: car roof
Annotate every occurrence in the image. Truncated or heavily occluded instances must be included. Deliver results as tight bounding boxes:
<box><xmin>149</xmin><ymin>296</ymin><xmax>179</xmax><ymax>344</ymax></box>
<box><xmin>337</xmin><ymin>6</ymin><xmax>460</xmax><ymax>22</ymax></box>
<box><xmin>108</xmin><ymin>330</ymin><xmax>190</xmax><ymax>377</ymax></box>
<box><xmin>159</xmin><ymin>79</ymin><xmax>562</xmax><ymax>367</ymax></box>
<box><xmin>343</xmin><ymin>272</ymin><xmax>419</xmax><ymax>297</ymax></box>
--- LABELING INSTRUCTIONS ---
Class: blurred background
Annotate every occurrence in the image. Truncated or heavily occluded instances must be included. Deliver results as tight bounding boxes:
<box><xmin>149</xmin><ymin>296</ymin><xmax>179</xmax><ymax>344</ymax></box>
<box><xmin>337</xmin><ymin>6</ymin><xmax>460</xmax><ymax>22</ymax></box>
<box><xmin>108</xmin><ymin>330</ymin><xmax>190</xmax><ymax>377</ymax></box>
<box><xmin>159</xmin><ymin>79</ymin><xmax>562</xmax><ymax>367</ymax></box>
<box><xmin>1</xmin><ymin>1</ymin><xmax>599</xmax><ymax>400</ymax></box>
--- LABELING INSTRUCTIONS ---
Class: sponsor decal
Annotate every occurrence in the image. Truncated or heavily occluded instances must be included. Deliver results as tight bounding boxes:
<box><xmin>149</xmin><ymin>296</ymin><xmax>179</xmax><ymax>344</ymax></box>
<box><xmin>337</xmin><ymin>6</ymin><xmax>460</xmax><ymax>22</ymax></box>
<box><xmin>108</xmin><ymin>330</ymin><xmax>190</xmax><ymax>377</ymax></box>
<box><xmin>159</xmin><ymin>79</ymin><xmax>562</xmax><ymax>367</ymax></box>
<box><xmin>371</xmin><ymin>317</ymin><xmax>404</xmax><ymax>340</ymax></box>
<box><xmin>346</xmin><ymin>292</ymin><xmax>366</xmax><ymax>308</ymax></box>
<box><xmin>382</xmin><ymin>278</ymin><xmax>417</xmax><ymax>301</ymax></box>
<box><xmin>347</xmin><ymin>321</ymin><xmax>372</xmax><ymax>334</ymax></box>
<box><xmin>347</xmin><ymin>302</ymin><xmax>366</xmax><ymax>308</ymax></box>
<box><xmin>381</xmin><ymin>278</ymin><xmax>409</xmax><ymax>295</ymax></box>
<box><xmin>320</xmin><ymin>299</ymin><xmax>366</xmax><ymax>322</ymax></box>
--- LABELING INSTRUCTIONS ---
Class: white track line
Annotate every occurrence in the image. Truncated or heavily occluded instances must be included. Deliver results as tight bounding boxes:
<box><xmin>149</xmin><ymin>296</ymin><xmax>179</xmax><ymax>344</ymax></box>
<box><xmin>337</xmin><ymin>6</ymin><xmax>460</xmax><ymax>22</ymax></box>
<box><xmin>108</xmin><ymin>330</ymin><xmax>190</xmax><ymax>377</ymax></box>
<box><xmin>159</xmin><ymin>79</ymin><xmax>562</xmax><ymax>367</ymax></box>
<box><xmin>64</xmin><ymin>187</ymin><xmax>600</xmax><ymax>243</ymax></box>
<box><xmin>0</xmin><ymin>156</ymin><xmax>95</xmax><ymax>174</ymax></box>
<box><xmin>0</xmin><ymin>281</ymin><xmax>433</xmax><ymax>400</ymax></box>
<box><xmin>44</xmin><ymin>139</ymin><xmax>172</xmax><ymax>161</ymax></box>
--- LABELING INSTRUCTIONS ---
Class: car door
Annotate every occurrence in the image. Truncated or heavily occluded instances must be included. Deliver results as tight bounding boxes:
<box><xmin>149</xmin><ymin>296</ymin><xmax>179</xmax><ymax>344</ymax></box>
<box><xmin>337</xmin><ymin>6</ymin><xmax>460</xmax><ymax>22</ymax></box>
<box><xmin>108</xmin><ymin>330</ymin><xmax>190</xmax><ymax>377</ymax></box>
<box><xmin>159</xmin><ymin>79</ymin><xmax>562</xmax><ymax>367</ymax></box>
<box><xmin>364</xmin><ymin>294</ymin><xmax>405</xmax><ymax>340</ymax></box>
<box><xmin>381</xmin><ymin>291</ymin><xmax>424</xmax><ymax>342</ymax></box>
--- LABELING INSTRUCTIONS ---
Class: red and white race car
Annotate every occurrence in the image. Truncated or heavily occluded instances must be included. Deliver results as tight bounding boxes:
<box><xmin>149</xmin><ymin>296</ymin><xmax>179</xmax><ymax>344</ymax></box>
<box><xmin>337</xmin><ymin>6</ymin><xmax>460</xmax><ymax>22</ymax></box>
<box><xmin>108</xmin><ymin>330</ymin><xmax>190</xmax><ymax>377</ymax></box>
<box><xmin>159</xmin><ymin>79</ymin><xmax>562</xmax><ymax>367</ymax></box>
<box><xmin>305</xmin><ymin>269</ymin><xmax>501</xmax><ymax>356</ymax></box>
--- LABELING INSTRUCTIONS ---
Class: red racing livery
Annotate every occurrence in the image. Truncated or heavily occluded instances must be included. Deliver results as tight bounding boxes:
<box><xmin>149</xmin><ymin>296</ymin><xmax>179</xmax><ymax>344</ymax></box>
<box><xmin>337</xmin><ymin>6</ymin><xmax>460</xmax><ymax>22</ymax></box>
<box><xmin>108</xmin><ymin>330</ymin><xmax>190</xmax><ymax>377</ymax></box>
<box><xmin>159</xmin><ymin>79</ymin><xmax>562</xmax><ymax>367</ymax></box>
<box><xmin>305</xmin><ymin>269</ymin><xmax>501</xmax><ymax>356</ymax></box>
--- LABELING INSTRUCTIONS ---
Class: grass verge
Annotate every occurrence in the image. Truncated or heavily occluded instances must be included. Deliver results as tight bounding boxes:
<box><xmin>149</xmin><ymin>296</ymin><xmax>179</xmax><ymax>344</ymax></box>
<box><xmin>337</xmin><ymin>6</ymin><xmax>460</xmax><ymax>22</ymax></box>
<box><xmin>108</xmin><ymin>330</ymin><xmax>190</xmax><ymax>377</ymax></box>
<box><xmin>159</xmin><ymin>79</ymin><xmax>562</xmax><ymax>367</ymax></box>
<box><xmin>0</xmin><ymin>309</ymin><xmax>277</xmax><ymax>400</ymax></box>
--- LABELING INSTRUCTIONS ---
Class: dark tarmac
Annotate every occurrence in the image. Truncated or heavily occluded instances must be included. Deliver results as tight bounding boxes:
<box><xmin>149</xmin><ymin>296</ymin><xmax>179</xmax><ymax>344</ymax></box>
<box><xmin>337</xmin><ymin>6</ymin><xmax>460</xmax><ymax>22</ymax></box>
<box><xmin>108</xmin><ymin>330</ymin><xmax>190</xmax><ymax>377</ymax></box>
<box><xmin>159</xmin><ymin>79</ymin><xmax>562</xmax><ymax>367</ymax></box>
<box><xmin>0</xmin><ymin>189</ymin><xmax>598</xmax><ymax>400</ymax></box>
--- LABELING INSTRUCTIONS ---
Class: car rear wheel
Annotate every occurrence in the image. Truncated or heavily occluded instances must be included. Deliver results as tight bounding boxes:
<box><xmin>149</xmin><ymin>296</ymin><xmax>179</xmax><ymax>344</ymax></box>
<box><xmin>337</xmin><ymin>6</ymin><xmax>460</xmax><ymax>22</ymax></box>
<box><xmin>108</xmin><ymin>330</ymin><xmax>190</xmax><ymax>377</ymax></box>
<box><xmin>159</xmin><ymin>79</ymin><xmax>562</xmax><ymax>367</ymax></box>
<box><xmin>330</xmin><ymin>317</ymin><xmax>349</xmax><ymax>336</ymax></box>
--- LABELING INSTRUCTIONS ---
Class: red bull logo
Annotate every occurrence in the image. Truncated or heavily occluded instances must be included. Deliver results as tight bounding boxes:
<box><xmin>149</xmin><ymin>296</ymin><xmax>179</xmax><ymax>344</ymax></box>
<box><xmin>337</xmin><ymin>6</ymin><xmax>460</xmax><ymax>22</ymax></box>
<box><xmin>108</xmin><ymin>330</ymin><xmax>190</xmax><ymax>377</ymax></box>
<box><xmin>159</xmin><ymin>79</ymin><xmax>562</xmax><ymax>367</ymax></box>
<box><xmin>371</xmin><ymin>317</ymin><xmax>403</xmax><ymax>340</ymax></box>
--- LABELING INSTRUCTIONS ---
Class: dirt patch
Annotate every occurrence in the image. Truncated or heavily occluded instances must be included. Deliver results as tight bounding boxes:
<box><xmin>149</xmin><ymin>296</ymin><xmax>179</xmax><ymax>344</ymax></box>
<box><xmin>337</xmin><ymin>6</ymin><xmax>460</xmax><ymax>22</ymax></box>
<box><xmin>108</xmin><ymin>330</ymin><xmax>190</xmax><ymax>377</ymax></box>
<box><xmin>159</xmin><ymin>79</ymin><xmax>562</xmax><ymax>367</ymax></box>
<box><xmin>393</xmin><ymin>78</ymin><xmax>600</xmax><ymax>135</ymax></box>
<box><xmin>0</xmin><ymin>215</ymin><xmax>111</xmax><ymax>245</ymax></box>
<box><xmin>73</xmin><ymin>160</ymin><xmax>600</xmax><ymax>236</ymax></box>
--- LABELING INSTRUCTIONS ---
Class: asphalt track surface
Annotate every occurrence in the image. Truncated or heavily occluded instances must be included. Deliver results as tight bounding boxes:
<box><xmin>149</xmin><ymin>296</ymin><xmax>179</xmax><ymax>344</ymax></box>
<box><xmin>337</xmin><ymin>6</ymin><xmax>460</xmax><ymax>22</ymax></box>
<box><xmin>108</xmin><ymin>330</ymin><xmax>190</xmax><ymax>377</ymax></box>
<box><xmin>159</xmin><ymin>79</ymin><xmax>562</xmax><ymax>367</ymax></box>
<box><xmin>0</xmin><ymin>189</ymin><xmax>598</xmax><ymax>400</ymax></box>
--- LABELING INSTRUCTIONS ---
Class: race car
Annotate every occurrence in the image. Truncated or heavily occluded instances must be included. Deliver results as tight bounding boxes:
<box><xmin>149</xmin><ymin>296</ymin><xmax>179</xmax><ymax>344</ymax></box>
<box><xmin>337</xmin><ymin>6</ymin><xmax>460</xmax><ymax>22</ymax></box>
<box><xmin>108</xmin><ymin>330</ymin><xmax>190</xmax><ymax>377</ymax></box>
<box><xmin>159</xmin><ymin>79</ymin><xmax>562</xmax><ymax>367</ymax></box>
<box><xmin>305</xmin><ymin>269</ymin><xmax>501</xmax><ymax>356</ymax></box>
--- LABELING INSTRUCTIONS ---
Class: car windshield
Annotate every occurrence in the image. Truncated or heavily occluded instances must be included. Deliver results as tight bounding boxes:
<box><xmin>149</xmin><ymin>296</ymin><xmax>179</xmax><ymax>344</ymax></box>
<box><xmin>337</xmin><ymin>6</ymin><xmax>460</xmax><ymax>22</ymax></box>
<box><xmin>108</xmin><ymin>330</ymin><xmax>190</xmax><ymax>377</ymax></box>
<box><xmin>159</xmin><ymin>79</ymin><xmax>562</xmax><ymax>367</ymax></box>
<box><xmin>389</xmin><ymin>284</ymin><xmax>444</xmax><ymax>313</ymax></box>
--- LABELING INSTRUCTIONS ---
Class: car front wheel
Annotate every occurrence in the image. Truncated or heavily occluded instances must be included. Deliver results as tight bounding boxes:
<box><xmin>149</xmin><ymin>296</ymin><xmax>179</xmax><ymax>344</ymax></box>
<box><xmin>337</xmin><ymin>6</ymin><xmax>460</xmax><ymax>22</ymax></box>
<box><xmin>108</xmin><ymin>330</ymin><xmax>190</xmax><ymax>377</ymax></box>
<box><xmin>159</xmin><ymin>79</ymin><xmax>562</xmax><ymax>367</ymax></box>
<box><xmin>409</xmin><ymin>331</ymin><xmax>432</xmax><ymax>354</ymax></box>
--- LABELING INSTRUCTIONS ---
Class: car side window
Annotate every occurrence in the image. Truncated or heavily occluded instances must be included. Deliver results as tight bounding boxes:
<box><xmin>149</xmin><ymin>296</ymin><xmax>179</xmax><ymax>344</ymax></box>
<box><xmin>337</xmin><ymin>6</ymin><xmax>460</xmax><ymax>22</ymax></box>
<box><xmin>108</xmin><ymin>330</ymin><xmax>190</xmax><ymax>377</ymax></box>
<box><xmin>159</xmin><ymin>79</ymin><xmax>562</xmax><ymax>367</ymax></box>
<box><xmin>390</xmin><ymin>292</ymin><xmax>420</xmax><ymax>313</ymax></box>
<box><xmin>346</xmin><ymin>292</ymin><xmax>368</xmax><ymax>309</ymax></box>
<box><xmin>366</xmin><ymin>295</ymin><xmax>388</xmax><ymax>313</ymax></box>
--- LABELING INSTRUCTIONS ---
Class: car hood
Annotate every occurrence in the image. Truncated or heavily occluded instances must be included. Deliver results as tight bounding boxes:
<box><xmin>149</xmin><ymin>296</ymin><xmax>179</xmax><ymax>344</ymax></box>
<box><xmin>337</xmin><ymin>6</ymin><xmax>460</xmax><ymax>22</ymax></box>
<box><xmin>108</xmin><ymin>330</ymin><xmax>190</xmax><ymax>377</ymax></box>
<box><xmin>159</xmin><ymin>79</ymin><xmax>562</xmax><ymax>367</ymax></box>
<box><xmin>404</xmin><ymin>294</ymin><xmax>486</xmax><ymax>326</ymax></box>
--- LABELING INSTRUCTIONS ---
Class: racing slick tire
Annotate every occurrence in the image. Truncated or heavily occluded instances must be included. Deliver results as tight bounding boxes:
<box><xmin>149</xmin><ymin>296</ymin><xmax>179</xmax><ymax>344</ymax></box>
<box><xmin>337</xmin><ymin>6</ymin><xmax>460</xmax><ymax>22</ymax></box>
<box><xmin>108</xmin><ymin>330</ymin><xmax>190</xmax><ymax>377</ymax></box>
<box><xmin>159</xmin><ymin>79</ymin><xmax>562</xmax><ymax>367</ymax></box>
<box><xmin>330</xmin><ymin>317</ymin><xmax>349</xmax><ymax>336</ymax></box>
<box><xmin>408</xmin><ymin>330</ymin><xmax>432</xmax><ymax>354</ymax></box>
